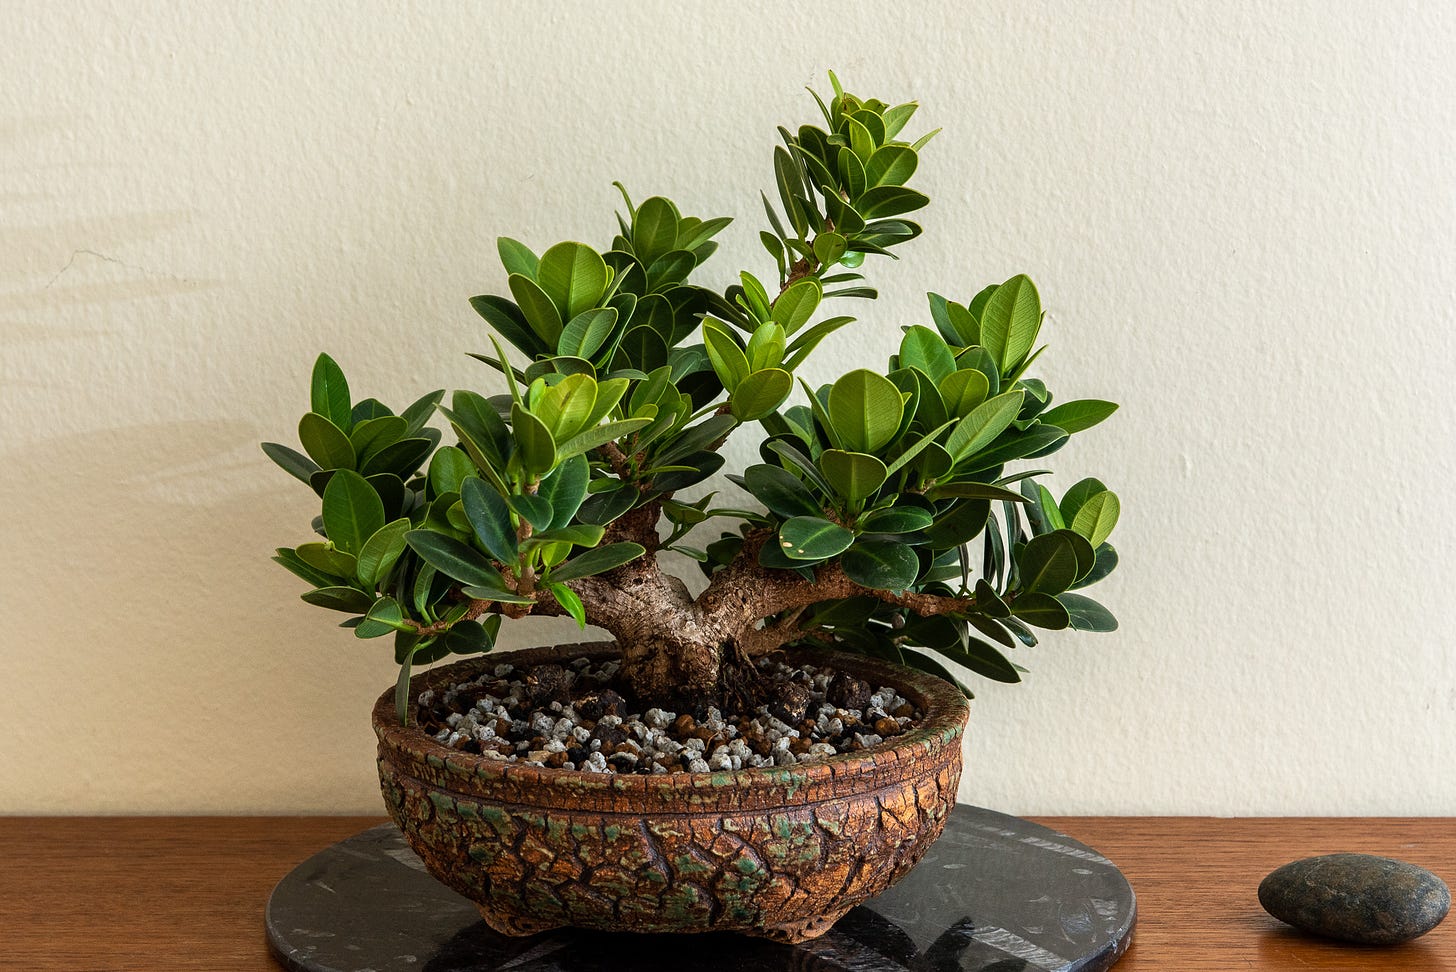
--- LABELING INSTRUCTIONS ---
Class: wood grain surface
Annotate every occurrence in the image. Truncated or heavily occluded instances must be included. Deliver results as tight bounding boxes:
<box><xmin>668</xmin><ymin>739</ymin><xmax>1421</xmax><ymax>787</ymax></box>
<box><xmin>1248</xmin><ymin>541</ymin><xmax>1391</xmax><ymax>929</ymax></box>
<box><xmin>0</xmin><ymin>816</ymin><xmax>1451</xmax><ymax>970</ymax></box>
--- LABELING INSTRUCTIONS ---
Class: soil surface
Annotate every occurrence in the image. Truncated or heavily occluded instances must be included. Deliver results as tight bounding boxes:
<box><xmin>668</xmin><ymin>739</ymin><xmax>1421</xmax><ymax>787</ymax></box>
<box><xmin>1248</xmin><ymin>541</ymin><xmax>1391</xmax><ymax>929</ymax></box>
<box><xmin>413</xmin><ymin>654</ymin><xmax>924</xmax><ymax>775</ymax></box>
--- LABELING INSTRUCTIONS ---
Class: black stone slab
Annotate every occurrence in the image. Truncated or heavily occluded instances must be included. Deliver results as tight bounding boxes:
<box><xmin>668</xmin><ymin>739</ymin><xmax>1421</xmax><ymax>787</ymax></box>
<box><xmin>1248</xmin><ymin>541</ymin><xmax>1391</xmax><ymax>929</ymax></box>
<box><xmin>266</xmin><ymin>804</ymin><xmax>1134</xmax><ymax>972</ymax></box>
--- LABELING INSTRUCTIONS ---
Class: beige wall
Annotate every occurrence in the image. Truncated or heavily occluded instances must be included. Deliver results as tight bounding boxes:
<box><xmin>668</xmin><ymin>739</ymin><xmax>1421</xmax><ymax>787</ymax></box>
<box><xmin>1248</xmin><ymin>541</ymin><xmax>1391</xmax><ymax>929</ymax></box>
<box><xmin>4</xmin><ymin>2</ymin><xmax>1454</xmax><ymax>815</ymax></box>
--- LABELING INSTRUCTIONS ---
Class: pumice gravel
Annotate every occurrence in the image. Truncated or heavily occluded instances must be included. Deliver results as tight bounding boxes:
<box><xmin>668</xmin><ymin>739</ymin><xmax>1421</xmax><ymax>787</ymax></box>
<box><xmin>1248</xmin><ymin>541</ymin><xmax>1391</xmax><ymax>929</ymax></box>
<box><xmin>414</xmin><ymin>655</ymin><xmax>922</xmax><ymax>775</ymax></box>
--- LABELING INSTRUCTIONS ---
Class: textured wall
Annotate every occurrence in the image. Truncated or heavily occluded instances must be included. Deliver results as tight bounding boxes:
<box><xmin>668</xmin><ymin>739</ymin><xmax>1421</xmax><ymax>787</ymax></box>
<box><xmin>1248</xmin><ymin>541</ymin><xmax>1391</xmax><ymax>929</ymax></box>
<box><xmin>4</xmin><ymin>2</ymin><xmax>1454</xmax><ymax>815</ymax></box>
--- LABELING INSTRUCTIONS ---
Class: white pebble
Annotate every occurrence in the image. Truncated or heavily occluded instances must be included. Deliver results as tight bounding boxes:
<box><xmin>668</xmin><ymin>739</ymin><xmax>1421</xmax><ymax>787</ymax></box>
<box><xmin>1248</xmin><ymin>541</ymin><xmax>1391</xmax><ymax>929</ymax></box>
<box><xmin>582</xmin><ymin>752</ymin><xmax>609</xmax><ymax>773</ymax></box>
<box><xmin>571</xmin><ymin>725</ymin><xmax>591</xmax><ymax>743</ymax></box>
<box><xmin>544</xmin><ymin>738</ymin><xmax>567</xmax><ymax>753</ymax></box>
<box><xmin>774</xmin><ymin>749</ymin><xmax>798</xmax><ymax>766</ymax></box>
<box><xmin>687</xmin><ymin>757</ymin><xmax>711</xmax><ymax>773</ymax></box>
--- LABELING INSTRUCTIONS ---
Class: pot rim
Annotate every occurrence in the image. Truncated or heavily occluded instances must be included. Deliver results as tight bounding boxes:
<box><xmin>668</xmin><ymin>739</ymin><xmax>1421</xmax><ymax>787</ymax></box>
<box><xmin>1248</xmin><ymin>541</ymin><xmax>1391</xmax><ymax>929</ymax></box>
<box><xmin>374</xmin><ymin>641</ymin><xmax>969</xmax><ymax>808</ymax></box>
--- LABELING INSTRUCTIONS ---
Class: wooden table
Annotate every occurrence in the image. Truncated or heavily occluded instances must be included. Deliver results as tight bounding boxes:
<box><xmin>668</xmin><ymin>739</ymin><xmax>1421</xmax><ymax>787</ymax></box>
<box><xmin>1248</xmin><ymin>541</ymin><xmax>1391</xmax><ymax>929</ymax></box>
<box><xmin>1</xmin><ymin>816</ymin><xmax>1451</xmax><ymax>970</ymax></box>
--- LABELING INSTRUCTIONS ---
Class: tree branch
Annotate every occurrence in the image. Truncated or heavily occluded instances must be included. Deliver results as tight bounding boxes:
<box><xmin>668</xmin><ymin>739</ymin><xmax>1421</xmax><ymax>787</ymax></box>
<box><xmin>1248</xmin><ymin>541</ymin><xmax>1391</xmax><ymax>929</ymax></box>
<box><xmin>693</xmin><ymin>532</ymin><xmax>977</xmax><ymax>657</ymax></box>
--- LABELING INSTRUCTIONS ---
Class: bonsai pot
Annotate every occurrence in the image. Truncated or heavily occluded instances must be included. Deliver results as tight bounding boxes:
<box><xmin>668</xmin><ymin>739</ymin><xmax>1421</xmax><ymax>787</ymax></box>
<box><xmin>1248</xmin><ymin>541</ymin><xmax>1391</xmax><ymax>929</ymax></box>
<box><xmin>373</xmin><ymin>641</ymin><xmax>970</xmax><ymax>943</ymax></box>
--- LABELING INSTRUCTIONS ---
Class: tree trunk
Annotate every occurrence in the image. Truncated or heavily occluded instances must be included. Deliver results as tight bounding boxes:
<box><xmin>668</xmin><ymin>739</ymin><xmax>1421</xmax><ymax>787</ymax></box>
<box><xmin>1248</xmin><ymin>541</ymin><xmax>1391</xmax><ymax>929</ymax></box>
<box><xmin>616</xmin><ymin>633</ymin><xmax>722</xmax><ymax>710</ymax></box>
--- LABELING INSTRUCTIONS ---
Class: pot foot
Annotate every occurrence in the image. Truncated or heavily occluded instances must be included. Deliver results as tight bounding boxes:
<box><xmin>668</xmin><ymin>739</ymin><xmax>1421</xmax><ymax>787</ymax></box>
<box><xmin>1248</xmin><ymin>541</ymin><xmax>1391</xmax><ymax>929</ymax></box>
<box><xmin>754</xmin><ymin>907</ymin><xmax>853</xmax><ymax>943</ymax></box>
<box><xmin>475</xmin><ymin>904</ymin><xmax>562</xmax><ymax>938</ymax></box>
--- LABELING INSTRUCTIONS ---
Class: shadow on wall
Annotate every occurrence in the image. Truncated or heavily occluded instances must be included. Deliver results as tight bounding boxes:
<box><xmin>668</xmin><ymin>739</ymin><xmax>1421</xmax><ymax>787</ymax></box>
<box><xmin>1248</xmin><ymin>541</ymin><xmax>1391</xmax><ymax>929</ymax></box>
<box><xmin>0</xmin><ymin>416</ymin><xmax>588</xmax><ymax>812</ymax></box>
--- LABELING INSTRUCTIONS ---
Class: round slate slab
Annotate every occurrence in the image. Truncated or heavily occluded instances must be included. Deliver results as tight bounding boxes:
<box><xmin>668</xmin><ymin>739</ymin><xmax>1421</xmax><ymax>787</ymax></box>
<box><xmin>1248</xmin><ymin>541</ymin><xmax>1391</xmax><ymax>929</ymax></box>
<box><xmin>266</xmin><ymin>804</ymin><xmax>1135</xmax><ymax>972</ymax></box>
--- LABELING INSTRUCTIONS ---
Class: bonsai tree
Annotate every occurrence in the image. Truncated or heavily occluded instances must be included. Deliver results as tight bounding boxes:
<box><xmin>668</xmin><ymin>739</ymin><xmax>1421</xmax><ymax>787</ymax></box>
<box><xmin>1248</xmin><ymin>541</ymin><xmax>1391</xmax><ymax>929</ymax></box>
<box><xmin>263</xmin><ymin>74</ymin><xmax>1122</xmax><ymax>723</ymax></box>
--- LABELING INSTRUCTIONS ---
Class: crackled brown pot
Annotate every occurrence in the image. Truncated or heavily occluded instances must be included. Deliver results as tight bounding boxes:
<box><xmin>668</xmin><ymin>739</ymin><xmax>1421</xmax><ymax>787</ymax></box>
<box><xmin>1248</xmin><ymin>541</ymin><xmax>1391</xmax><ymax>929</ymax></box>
<box><xmin>373</xmin><ymin>642</ymin><xmax>970</xmax><ymax>943</ymax></box>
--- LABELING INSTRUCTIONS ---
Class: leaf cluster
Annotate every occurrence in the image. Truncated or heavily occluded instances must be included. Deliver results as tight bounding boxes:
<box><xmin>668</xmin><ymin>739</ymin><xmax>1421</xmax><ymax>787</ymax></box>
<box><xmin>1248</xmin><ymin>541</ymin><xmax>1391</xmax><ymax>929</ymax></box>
<box><xmin>262</xmin><ymin>73</ymin><xmax>1126</xmax><ymax>713</ymax></box>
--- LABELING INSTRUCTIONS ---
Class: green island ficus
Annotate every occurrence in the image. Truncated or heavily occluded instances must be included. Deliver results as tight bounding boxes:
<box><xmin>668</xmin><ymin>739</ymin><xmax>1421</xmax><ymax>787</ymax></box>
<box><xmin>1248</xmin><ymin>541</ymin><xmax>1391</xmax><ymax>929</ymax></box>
<box><xmin>263</xmin><ymin>74</ymin><xmax>1123</xmax><ymax>724</ymax></box>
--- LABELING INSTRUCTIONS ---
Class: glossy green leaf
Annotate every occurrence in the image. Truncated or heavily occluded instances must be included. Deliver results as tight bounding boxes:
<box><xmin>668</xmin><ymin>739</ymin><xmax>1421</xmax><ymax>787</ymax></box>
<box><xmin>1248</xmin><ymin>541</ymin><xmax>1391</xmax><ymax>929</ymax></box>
<box><xmin>841</xmin><ymin>540</ymin><xmax>920</xmax><ymax>590</ymax></box>
<box><xmin>508</xmin><ymin>272</ymin><xmax>564</xmax><ymax>345</ymax></box>
<box><xmin>359</xmin><ymin>437</ymin><xmax>433</xmax><ymax>480</ymax></box>
<box><xmin>558</xmin><ymin>307</ymin><xmax>618</xmax><ymax>360</ymax></box>
<box><xmin>427</xmin><ymin>447</ymin><xmax>475</xmax><ymax>497</ymax></box>
<box><xmin>261</xmin><ymin>442</ymin><xmax>320</xmax><ymax>485</ymax></box>
<box><xmin>855</xmin><ymin>185</ymin><xmax>929</xmax><ymax>219</ymax></box>
<box><xmin>301</xmin><ymin>586</ymin><xmax>374</xmax><ymax>614</ymax></box>
<box><xmin>310</xmin><ymin>353</ymin><xmax>352</xmax><ymax>431</ymax></box>
<box><xmin>820</xmin><ymin>449</ymin><xmax>888</xmax><ymax>502</ymax></box>
<box><xmin>298</xmin><ymin>412</ymin><xmax>356</xmax><ymax>470</ymax></box>
<box><xmin>1058</xmin><ymin>477</ymin><xmax>1107</xmax><ymax>524</ymax></box>
<box><xmin>771</xmin><ymin>278</ymin><xmax>822</xmax><ymax>334</ymax></box>
<box><xmin>813</xmin><ymin>232</ymin><xmax>847</xmax><ymax>266</ymax></box>
<box><xmin>1018</xmin><ymin>531</ymin><xmax>1081</xmax><ymax>596</ymax></box>
<box><xmin>828</xmin><ymin>369</ymin><xmax>905</xmax><ymax>454</ymax></box>
<box><xmin>496</xmin><ymin>237</ymin><xmax>538</xmax><ymax>278</ymax></box>
<box><xmin>743</xmin><ymin>463</ymin><xmax>823</xmax><ymax>519</ymax></box>
<box><xmin>459</xmin><ymin>479</ymin><xmax>516</xmax><ymax>563</ymax></box>
<box><xmin>555</xmin><ymin>417</ymin><xmax>652</xmax><ymax>462</ymax></box>
<box><xmin>507</xmin><ymin>493</ymin><xmax>554</xmax><ymax>532</ymax></box>
<box><xmin>533</xmin><ymin>373</ymin><xmax>597</xmax><ymax>443</ymax></box>
<box><xmin>945</xmin><ymin>391</ymin><xmax>1024</xmax><ymax>462</ymax></box>
<box><xmin>632</xmin><ymin>196</ymin><xmax>679</xmax><ymax>266</ymax></box>
<box><xmin>294</xmin><ymin>541</ymin><xmax>357</xmax><ymax>578</ymax></box>
<box><xmin>1071</xmin><ymin>543</ymin><xmax>1119</xmax><ymax>589</ymax></box>
<box><xmin>528</xmin><ymin>523</ymin><xmax>605</xmax><ymax>547</ymax></box>
<box><xmin>731</xmin><ymin>368</ymin><xmax>793</xmax><ymax>421</ymax></box>
<box><xmin>355</xmin><ymin>596</ymin><xmax>410</xmax><ymax>639</ymax></box>
<box><xmin>537</xmin><ymin>242</ymin><xmax>609</xmax><ymax>321</ymax></box>
<box><xmin>322</xmin><ymin>469</ymin><xmax>385</xmax><ymax>556</ymax></box>
<box><xmin>979</xmin><ymin>274</ymin><xmax>1041</xmax><ymax>373</ymax></box>
<box><xmin>865</xmin><ymin>145</ymin><xmax>917</xmax><ymax>187</ymax></box>
<box><xmin>1011</xmin><ymin>591</ymin><xmax>1071</xmax><ymax>629</ymax></box>
<box><xmin>356</xmin><ymin>518</ymin><xmax>411</xmax><ymax>588</ymax></box>
<box><xmin>549</xmin><ymin>582</ymin><xmax>587</xmax><ymax>628</ymax></box>
<box><xmin>510</xmin><ymin>402</ymin><xmax>557</xmax><ymax>475</ymax></box>
<box><xmin>778</xmin><ymin>516</ymin><xmax>855</xmax><ymax>561</ymax></box>
<box><xmin>1058</xmin><ymin>592</ymin><xmax>1118</xmax><ymax>632</ymax></box>
<box><xmin>974</xmin><ymin>578</ymin><xmax>1011</xmax><ymax>618</ymax></box>
<box><xmin>883</xmin><ymin>420</ymin><xmax>955</xmax><ymax>477</ymax></box>
<box><xmin>549</xmin><ymin>542</ymin><xmax>645</xmax><ymax>581</ymax></box>
<box><xmin>349</xmin><ymin>415</ymin><xmax>406</xmax><ymax>465</ymax></box>
<box><xmin>1071</xmin><ymin>491</ymin><xmax>1120</xmax><ymax>547</ymax></box>
<box><xmin>924</xmin><ymin>481</ymin><xmax>1028</xmax><ymax>503</ymax></box>
<box><xmin>745</xmin><ymin>322</ymin><xmax>786</xmax><ymax>372</ymax></box>
<box><xmin>405</xmin><ymin>530</ymin><xmax>509</xmax><ymax>589</ymax></box>
<box><xmin>272</xmin><ymin>548</ymin><xmax>342</xmax><ymax>588</ymax></box>
<box><xmin>702</xmin><ymin>318</ymin><xmax>750</xmax><ymax>392</ymax></box>
<box><xmin>394</xmin><ymin>641</ymin><xmax>423</xmax><ymax>725</ymax></box>
<box><xmin>860</xmin><ymin>507</ymin><xmax>933</xmax><ymax>534</ymax></box>
<box><xmin>444</xmin><ymin>617</ymin><xmax>497</xmax><ymax>654</ymax></box>
<box><xmin>963</xmin><ymin>425</ymin><xmax>1068</xmax><ymax>472</ymax></box>
<box><xmin>938</xmin><ymin>369</ymin><xmax>990</xmax><ymax>418</ymax></box>
<box><xmin>444</xmin><ymin>390</ymin><xmax>509</xmax><ymax>469</ymax></box>
<box><xmin>1036</xmin><ymin>484</ymin><xmax>1066</xmax><ymax>531</ymax></box>
<box><xmin>538</xmin><ymin>454</ymin><xmax>588</xmax><ymax>529</ymax></box>
<box><xmin>1040</xmin><ymin>399</ymin><xmax>1118</xmax><ymax>435</ymax></box>
<box><xmin>924</xmin><ymin>498</ymin><xmax>991</xmax><ymax>548</ymax></box>
<box><xmin>933</xmin><ymin>638</ymin><xmax>1021</xmax><ymax>684</ymax></box>
<box><xmin>469</xmin><ymin>294</ymin><xmax>546</xmax><ymax>358</ymax></box>
<box><xmin>455</xmin><ymin>582</ymin><xmax>533</xmax><ymax>605</ymax></box>
<box><xmin>898</xmin><ymin>326</ymin><xmax>955</xmax><ymax>383</ymax></box>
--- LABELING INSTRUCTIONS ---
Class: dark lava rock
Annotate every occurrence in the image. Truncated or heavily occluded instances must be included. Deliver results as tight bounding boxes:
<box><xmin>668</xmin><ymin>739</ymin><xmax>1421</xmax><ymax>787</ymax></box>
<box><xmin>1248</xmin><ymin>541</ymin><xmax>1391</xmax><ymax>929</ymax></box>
<box><xmin>522</xmin><ymin>664</ymin><xmax>575</xmax><ymax>706</ymax></box>
<box><xmin>572</xmin><ymin>687</ymin><xmax>625</xmax><ymax>722</ymax></box>
<box><xmin>826</xmin><ymin>672</ymin><xmax>872</xmax><ymax>711</ymax></box>
<box><xmin>767</xmin><ymin>677</ymin><xmax>813</xmax><ymax>725</ymax></box>
<box><xmin>1259</xmin><ymin>853</ymin><xmax>1450</xmax><ymax>945</ymax></box>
